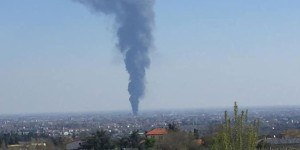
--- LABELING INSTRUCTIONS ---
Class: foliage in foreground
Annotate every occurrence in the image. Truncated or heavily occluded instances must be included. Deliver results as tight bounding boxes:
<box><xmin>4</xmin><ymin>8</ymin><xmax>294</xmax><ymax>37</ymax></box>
<box><xmin>159</xmin><ymin>131</ymin><xmax>204</xmax><ymax>150</ymax></box>
<box><xmin>212</xmin><ymin>102</ymin><xmax>259</xmax><ymax>150</ymax></box>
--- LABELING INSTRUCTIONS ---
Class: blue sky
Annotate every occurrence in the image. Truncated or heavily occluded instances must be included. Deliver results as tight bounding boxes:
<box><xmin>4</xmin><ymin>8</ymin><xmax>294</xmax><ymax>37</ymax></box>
<box><xmin>1</xmin><ymin>0</ymin><xmax>300</xmax><ymax>114</ymax></box>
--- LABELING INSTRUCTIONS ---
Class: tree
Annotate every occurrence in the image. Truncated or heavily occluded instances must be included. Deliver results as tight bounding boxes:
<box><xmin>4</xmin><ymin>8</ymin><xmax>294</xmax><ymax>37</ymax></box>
<box><xmin>117</xmin><ymin>130</ymin><xmax>143</xmax><ymax>149</ymax></box>
<box><xmin>128</xmin><ymin>130</ymin><xmax>141</xmax><ymax>148</ymax></box>
<box><xmin>168</xmin><ymin>122</ymin><xmax>179</xmax><ymax>132</ymax></box>
<box><xmin>144</xmin><ymin>137</ymin><xmax>156</xmax><ymax>149</ymax></box>
<box><xmin>211</xmin><ymin>102</ymin><xmax>259</xmax><ymax>150</ymax></box>
<box><xmin>159</xmin><ymin>131</ymin><xmax>204</xmax><ymax>150</ymax></box>
<box><xmin>81</xmin><ymin>130</ymin><xmax>115</xmax><ymax>150</ymax></box>
<box><xmin>117</xmin><ymin>136</ymin><xmax>130</xmax><ymax>149</ymax></box>
<box><xmin>50</xmin><ymin>136</ymin><xmax>71</xmax><ymax>149</ymax></box>
<box><xmin>0</xmin><ymin>134</ymin><xmax>4</xmax><ymax>148</ymax></box>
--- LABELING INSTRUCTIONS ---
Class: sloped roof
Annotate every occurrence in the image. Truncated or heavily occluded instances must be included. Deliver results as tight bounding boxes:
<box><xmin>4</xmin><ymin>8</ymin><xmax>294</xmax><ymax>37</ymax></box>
<box><xmin>146</xmin><ymin>128</ymin><xmax>168</xmax><ymax>136</ymax></box>
<box><xmin>266</xmin><ymin>138</ymin><xmax>300</xmax><ymax>145</ymax></box>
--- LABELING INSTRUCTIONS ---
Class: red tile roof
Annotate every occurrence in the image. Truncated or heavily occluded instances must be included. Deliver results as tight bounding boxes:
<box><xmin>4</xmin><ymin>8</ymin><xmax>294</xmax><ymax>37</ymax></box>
<box><xmin>146</xmin><ymin>128</ymin><xmax>168</xmax><ymax>136</ymax></box>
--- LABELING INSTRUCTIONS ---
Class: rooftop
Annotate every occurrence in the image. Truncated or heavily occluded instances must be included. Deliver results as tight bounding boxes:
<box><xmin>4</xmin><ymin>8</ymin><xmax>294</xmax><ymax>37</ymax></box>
<box><xmin>146</xmin><ymin>128</ymin><xmax>167</xmax><ymax>136</ymax></box>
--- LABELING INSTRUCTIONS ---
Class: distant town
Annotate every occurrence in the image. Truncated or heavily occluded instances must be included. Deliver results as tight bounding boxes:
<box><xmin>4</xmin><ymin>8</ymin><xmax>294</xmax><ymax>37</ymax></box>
<box><xmin>1</xmin><ymin>105</ymin><xmax>300</xmax><ymax>149</ymax></box>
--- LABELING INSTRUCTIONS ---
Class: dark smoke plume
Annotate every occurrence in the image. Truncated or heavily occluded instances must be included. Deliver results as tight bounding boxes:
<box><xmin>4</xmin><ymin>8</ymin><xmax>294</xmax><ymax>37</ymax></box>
<box><xmin>74</xmin><ymin>0</ymin><xmax>155</xmax><ymax>115</ymax></box>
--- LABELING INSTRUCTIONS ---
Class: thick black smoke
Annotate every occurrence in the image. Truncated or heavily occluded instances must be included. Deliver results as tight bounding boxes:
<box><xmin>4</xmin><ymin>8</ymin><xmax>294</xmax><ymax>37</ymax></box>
<box><xmin>74</xmin><ymin>0</ymin><xmax>155</xmax><ymax>115</ymax></box>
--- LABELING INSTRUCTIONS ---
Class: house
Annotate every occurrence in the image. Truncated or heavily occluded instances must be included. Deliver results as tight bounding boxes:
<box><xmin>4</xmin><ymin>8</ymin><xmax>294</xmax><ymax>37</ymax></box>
<box><xmin>257</xmin><ymin>138</ymin><xmax>300</xmax><ymax>149</ymax></box>
<box><xmin>146</xmin><ymin>128</ymin><xmax>168</xmax><ymax>140</ymax></box>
